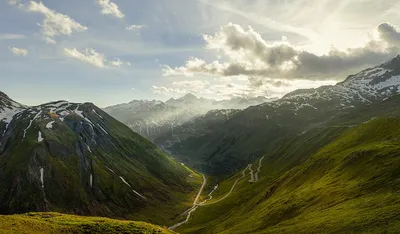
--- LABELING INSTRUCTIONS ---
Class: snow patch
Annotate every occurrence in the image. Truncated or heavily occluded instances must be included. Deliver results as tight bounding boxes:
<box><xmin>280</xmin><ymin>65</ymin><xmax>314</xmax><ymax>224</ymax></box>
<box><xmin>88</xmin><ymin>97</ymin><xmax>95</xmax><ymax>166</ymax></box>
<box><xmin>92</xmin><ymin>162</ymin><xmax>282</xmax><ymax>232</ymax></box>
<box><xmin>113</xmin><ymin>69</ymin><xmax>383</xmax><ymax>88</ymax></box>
<box><xmin>97</xmin><ymin>124</ymin><xmax>109</xmax><ymax>135</ymax></box>
<box><xmin>1</xmin><ymin>105</ymin><xmax>24</xmax><ymax>136</ymax></box>
<box><xmin>38</xmin><ymin>131</ymin><xmax>44</xmax><ymax>142</ymax></box>
<box><xmin>106</xmin><ymin>166</ymin><xmax>115</xmax><ymax>174</ymax></box>
<box><xmin>119</xmin><ymin>176</ymin><xmax>131</xmax><ymax>187</ymax></box>
<box><xmin>74</xmin><ymin>105</ymin><xmax>84</xmax><ymax>118</ymax></box>
<box><xmin>40</xmin><ymin>167</ymin><xmax>44</xmax><ymax>188</ymax></box>
<box><xmin>119</xmin><ymin>176</ymin><xmax>146</xmax><ymax>199</ymax></box>
<box><xmin>86</xmin><ymin>144</ymin><xmax>92</xmax><ymax>153</ymax></box>
<box><xmin>92</xmin><ymin>109</ymin><xmax>103</xmax><ymax>119</ymax></box>
<box><xmin>46</xmin><ymin>121</ymin><xmax>55</xmax><ymax>129</ymax></box>
<box><xmin>132</xmin><ymin>189</ymin><xmax>147</xmax><ymax>200</ymax></box>
<box><xmin>23</xmin><ymin>110</ymin><xmax>42</xmax><ymax>139</ymax></box>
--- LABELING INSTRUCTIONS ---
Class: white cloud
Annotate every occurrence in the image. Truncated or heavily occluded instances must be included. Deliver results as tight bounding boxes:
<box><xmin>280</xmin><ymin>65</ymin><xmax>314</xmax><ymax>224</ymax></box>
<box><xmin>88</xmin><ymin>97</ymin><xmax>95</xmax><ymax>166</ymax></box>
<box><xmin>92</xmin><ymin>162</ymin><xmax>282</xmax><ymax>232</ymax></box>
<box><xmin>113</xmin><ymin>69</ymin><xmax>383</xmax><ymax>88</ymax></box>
<box><xmin>151</xmin><ymin>78</ymin><xmax>336</xmax><ymax>100</ymax></box>
<box><xmin>0</xmin><ymin>34</ymin><xmax>26</xmax><ymax>40</ymax></box>
<box><xmin>198</xmin><ymin>0</ymin><xmax>322</xmax><ymax>44</ymax></box>
<box><xmin>26</xmin><ymin>1</ymin><xmax>87</xmax><ymax>44</ymax></box>
<box><xmin>108</xmin><ymin>58</ymin><xmax>131</xmax><ymax>67</ymax></box>
<box><xmin>64</xmin><ymin>48</ymin><xmax>131</xmax><ymax>68</ymax></box>
<box><xmin>97</xmin><ymin>0</ymin><xmax>124</xmax><ymax>18</ymax></box>
<box><xmin>9</xmin><ymin>47</ymin><xmax>28</xmax><ymax>56</ymax></box>
<box><xmin>126</xmin><ymin>25</ymin><xmax>147</xmax><ymax>31</ymax></box>
<box><xmin>7</xmin><ymin>0</ymin><xmax>23</xmax><ymax>7</ymax></box>
<box><xmin>163</xmin><ymin>22</ymin><xmax>400</xmax><ymax>81</ymax></box>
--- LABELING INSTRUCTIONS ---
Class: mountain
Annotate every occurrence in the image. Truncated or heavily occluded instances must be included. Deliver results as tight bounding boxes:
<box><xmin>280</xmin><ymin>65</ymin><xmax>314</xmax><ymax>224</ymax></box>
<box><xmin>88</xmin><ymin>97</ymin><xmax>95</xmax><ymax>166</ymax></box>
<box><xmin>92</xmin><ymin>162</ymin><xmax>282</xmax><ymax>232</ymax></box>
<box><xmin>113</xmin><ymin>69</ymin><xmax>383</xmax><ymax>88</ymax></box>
<box><xmin>103</xmin><ymin>94</ymin><xmax>275</xmax><ymax>142</ymax></box>
<box><xmin>166</xmin><ymin>55</ymin><xmax>400</xmax><ymax>176</ymax></box>
<box><xmin>0</xmin><ymin>92</ymin><xmax>202</xmax><ymax>225</ymax></box>
<box><xmin>177</xmin><ymin>110</ymin><xmax>400</xmax><ymax>233</ymax></box>
<box><xmin>153</xmin><ymin>109</ymin><xmax>241</xmax><ymax>154</ymax></box>
<box><xmin>0</xmin><ymin>91</ymin><xmax>26</xmax><ymax>138</ymax></box>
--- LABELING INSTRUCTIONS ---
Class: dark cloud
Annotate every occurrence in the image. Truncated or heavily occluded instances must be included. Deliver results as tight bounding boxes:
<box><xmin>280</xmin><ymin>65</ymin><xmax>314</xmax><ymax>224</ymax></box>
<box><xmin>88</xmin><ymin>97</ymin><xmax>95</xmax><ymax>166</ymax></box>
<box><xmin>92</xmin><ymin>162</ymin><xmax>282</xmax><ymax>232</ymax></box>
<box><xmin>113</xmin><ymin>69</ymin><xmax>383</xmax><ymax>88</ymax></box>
<box><xmin>377</xmin><ymin>23</ymin><xmax>400</xmax><ymax>47</ymax></box>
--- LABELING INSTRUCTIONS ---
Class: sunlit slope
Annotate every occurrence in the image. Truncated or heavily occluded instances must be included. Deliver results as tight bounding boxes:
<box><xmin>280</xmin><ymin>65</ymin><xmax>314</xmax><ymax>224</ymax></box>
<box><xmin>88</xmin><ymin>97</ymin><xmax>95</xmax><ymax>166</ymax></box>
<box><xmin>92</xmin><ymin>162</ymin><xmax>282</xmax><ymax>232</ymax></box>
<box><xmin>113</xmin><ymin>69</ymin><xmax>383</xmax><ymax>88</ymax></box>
<box><xmin>180</xmin><ymin>117</ymin><xmax>400</xmax><ymax>233</ymax></box>
<box><xmin>0</xmin><ymin>212</ymin><xmax>175</xmax><ymax>234</ymax></box>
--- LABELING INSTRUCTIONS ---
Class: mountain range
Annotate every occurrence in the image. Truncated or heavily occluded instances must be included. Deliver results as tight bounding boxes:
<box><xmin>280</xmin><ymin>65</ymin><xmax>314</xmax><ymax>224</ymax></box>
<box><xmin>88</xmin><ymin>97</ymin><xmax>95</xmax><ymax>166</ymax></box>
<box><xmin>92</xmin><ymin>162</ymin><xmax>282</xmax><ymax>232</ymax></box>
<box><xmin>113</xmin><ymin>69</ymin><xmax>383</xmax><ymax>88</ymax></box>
<box><xmin>103</xmin><ymin>94</ymin><xmax>275</xmax><ymax>141</ymax></box>
<box><xmin>165</xmin><ymin>55</ymin><xmax>400</xmax><ymax>176</ymax></box>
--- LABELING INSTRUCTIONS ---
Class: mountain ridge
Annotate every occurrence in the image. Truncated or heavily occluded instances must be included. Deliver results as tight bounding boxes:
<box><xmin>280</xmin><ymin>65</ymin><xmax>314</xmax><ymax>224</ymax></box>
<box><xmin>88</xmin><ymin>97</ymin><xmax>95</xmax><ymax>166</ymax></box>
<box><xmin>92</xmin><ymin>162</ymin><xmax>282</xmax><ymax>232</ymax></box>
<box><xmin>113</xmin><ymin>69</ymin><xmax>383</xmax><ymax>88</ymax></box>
<box><xmin>0</xmin><ymin>93</ymin><xmax>202</xmax><ymax>225</ymax></box>
<box><xmin>103</xmin><ymin>93</ymin><xmax>275</xmax><ymax>141</ymax></box>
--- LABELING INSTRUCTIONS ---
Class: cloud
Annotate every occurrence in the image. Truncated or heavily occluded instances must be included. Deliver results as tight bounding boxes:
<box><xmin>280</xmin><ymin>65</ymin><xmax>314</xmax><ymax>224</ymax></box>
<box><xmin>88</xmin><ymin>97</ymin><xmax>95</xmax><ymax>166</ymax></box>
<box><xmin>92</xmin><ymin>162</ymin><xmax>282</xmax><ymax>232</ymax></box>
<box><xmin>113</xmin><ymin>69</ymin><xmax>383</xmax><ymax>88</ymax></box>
<box><xmin>0</xmin><ymin>34</ymin><xmax>26</xmax><ymax>40</ymax></box>
<box><xmin>377</xmin><ymin>23</ymin><xmax>400</xmax><ymax>47</ymax></box>
<box><xmin>126</xmin><ymin>25</ymin><xmax>147</xmax><ymax>31</ymax></box>
<box><xmin>9</xmin><ymin>47</ymin><xmax>28</xmax><ymax>56</ymax></box>
<box><xmin>97</xmin><ymin>0</ymin><xmax>124</xmax><ymax>18</ymax></box>
<box><xmin>7</xmin><ymin>0</ymin><xmax>22</xmax><ymax>7</ymax></box>
<box><xmin>198</xmin><ymin>0</ymin><xmax>322</xmax><ymax>44</ymax></box>
<box><xmin>64</xmin><ymin>48</ymin><xmax>131</xmax><ymax>68</ymax></box>
<box><xmin>150</xmin><ymin>77</ymin><xmax>335</xmax><ymax>100</ymax></box>
<box><xmin>26</xmin><ymin>1</ymin><xmax>87</xmax><ymax>44</ymax></box>
<box><xmin>163</xmin><ymin>22</ymin><xmax>400</xmax><ymax>81</ymax></box>
<box><xmin>108</xmin><ymin>58</ymin><xmax>131</xmax><ymax>67</ymax></box>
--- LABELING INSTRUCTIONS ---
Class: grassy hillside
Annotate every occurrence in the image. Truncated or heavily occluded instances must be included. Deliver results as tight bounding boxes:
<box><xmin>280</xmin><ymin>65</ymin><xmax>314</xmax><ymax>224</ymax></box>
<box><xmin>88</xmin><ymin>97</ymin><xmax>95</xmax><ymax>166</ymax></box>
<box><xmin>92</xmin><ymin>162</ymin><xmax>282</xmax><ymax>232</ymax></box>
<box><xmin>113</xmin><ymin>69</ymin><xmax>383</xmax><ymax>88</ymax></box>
<box><xmin>0</xmin><ymin>212</ymin><xmax>174</xmax><ymax>234</ymax></box>
<box><xmin>177</xmin><ymin>117</ymin><xmax>400</xmax><ymax>233</ymax></box>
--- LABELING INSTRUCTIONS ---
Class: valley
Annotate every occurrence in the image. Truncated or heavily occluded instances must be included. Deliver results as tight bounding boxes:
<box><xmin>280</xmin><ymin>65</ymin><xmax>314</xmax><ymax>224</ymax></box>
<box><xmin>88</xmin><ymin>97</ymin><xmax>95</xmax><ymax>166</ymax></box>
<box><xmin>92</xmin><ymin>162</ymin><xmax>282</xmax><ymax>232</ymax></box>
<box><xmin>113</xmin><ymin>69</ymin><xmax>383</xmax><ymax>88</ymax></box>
<box><xmin>3</xmin><ymin>0</ymin><xmax>400</xmax><ymax>233</ymax></box>
<box><xmin>3</xmin><ymin>56</ymin><xmax>400</xmax><ymax>233</ymax></box>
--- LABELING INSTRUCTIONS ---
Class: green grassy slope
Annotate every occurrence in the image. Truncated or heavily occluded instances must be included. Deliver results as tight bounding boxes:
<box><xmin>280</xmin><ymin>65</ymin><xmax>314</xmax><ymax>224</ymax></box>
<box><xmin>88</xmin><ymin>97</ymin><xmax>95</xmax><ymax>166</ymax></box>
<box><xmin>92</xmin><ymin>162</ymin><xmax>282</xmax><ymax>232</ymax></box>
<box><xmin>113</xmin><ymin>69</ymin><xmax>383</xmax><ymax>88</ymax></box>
<box><xmin>0</xmin><ymin>212</ymin><xmax>174</xmax><ymax>234</ymax></box>
<box><xmin>178</xmin><ymin>117</ymin><xmax>400</xmax><ymax>233</ymax></box>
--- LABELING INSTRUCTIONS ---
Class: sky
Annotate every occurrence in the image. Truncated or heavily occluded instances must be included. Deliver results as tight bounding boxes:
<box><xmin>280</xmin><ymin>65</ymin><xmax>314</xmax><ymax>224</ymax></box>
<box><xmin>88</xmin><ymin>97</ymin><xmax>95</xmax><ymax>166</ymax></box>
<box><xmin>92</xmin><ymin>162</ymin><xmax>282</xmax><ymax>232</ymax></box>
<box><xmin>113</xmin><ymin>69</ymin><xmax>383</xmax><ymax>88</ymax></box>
<box><xmin>1</xmin><ymin>0</ymin><xmax>400</xmax><ymax>107</ymax></box>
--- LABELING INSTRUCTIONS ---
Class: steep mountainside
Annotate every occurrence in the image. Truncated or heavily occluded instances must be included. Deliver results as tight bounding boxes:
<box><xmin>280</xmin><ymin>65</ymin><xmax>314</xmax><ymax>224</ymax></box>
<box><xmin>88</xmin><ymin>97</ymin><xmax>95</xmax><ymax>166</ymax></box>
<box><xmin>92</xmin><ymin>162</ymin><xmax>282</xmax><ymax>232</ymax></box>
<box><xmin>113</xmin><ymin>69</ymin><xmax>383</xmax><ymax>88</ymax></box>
<box><xmin>178</xmin><ymin>113</ymin><xmax>400</xmax><ymax>233</ymax></box>
<box><xmin>168</xmin><ymin>55</ymin><xmax>400</xmax><ymax>176</ymax></box>
<box><xmin>154</xmin><ymin>109</ymin><xmax>241</xmax><ymax>153</ymax></box>
<box><xmin>0</xmin><ymin>92</ymin><xmax>202</xmax><ymax>225</ymax></box>
<box><xmin>0</xmin><ymin>91</ymin><xmax>26</xmax><ymax>138</ymax></box>
<box><xmin>104</xmin><ymin>94</ymin><xmax>274</xmax><ymax>142</ymax></box>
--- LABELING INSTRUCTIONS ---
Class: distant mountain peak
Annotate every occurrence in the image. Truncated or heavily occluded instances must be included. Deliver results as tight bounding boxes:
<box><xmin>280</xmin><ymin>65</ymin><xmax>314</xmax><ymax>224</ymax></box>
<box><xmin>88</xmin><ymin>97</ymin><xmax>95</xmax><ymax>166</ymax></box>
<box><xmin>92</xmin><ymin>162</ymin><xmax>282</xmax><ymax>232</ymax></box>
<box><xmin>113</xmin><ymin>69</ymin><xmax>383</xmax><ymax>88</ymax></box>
<box><xmin>182</xmin><ymin>93</ymin><xmax>197</xmax><ymax>99</ymax></box>
<box><xmin>0</xmin><ymin>91</ymin><xmax>9</xmax><ymax>99</ymax></box>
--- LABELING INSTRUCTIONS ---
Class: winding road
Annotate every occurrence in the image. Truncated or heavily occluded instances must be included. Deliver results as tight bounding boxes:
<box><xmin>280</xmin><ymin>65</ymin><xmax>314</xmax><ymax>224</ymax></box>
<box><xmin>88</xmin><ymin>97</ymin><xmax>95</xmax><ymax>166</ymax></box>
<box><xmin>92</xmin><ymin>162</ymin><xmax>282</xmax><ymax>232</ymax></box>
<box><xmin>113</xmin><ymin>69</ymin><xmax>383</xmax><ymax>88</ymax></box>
<box><xmin>169</xmin><ymin>174</ymin><xmax>206</xmax><ymax>230</ymax></box>
<box><xmin>169</xmin><ymin>156</ymin><xmax>265</xmax><ymax>230</ymax></box>
<box><xmin>199</xmin><ymin>164</ymin><xmax>251</xmax><ymax>206</ymax></box>
<box><xmin>248</xmin><ymin>164</ymin><xmax>255</xmax><ymax>182</ymax></box>
<box><xmin>253</xmin><ymin>156</ymin><xmax>265</xmax><ymax>182</ymax></box>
